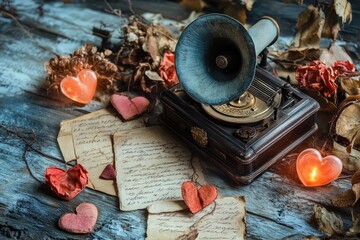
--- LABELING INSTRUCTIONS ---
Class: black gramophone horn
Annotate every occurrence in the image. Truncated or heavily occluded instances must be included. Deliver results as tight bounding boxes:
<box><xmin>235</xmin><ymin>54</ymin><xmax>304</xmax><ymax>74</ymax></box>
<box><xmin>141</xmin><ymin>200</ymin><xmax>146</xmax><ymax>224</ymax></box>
<box><xmin>175</xmin><ymin>14</ymin><xmax>280</xmax><ymax>105</ymax></box>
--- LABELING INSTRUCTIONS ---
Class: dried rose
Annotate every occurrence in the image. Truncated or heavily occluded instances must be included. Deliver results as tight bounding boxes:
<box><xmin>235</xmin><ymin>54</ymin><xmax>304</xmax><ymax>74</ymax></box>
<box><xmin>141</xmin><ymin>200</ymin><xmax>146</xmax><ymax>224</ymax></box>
<box><xmin>159</xmin><ymin>51</ymin><xmax>179</xmax><ymax>88</ymax></box>
<box><xmin>45</xmin><ymin>164</ymin><xmax>88</xmax><ymax>201</ymax></box>
<box><xmin>296</xmin><ymin>60</ymin><xmax>337</xmax><ymax>97</ymax></box>
<box><xmin>296</xmin><ymin>60</ymin><xmax>356</xmax><ymax>98</ymax></box>
<box><xmin>332</xmin><ymin>60</ymin><xmax>355</xmax><ymax>75</ymax></box>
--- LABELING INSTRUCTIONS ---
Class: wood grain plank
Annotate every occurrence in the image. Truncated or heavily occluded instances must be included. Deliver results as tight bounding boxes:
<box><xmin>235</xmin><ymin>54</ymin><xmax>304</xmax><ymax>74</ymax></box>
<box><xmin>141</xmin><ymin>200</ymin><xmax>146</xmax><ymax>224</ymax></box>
<box><xmin>1</xmin><ymin>0</ymin><xmax>359</xmax><ymax>239</ymax></box>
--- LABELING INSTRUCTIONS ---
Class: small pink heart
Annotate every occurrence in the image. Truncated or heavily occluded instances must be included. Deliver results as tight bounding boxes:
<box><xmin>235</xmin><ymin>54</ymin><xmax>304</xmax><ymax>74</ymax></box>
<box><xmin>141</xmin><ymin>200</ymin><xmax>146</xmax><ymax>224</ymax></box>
<box><xmin>58</xmin><ymin>203</ymin><xmax>98</xmax><ymax>234</ymax></box>
<box><xmin>99</xmin><ymin>164</ymin><xmax>116</xmax><ymax>180</ymax></box>
<box><xmin>111</xmin><ymin>94</ymin><xmax>149</xmax><ymax>120</ymax></box>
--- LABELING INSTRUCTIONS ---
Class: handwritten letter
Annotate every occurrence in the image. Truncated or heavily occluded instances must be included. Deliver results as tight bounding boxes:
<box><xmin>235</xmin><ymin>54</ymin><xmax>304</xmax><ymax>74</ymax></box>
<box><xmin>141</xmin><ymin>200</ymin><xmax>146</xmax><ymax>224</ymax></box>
<box><xmin>146</xmin><ymin>197</ymin><xmax>246</xmax><ymax>240</ymax></box>
<box><xmin>113</xmin><ymin>126</ymin><xmax>205</xmax><ymax>211</ymax></box>
<box><xmin>57</xmin><ymin>109</ymin><xmax>145</xmax><ymax>196</ymax></box>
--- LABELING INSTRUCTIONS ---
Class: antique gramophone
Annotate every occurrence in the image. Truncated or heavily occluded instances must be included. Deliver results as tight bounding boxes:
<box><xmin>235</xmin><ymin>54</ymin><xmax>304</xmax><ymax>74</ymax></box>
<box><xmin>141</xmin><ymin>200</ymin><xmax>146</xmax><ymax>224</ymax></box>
<box><xmin>160</xmin><ymin>14</ymin><xmax>320</xmax><ymax>184</ymax></box>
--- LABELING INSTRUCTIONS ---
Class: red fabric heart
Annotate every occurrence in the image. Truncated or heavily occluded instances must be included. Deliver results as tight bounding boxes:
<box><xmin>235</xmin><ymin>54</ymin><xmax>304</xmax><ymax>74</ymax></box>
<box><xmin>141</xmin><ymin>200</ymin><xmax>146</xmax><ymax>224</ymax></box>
<box><xmin>181</xmin><ymin>181</ymin><xmax>218</xmax><ymax>214</ymax></box>
<box><xmin>60</xmin><ymin>69</ymin><xmax>97</xmax><ymax>104</ymax></box>
<box><xmin>110</xmin><ymin>94</ymin><xmax>149</xmax><ymax>120</ymax></box>
<box><xmin>296</xmin><ymin>148</ymin><xmax>343</xmax><ymax>187</ymax></box>
<box><xmin>99</xmin><ymin>164</ymin><xmax>116</xmax><ymax>180</ymax></box>
<box><xmin>58</xmin><ymin>202</ymin><xmax>98</xmax><ymax>234</ymax></box>
<box><xmin>45</xmin><ymin>164</ymin><xmax>88</xmax><ymax>200</ymax></box>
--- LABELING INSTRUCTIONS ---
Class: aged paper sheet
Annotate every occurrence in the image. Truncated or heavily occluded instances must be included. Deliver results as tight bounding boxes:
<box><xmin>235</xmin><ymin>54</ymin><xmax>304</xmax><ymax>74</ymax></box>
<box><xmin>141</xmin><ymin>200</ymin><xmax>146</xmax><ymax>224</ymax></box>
<box><xmin>113</xmin><ymin>126</ymin><xmax>205</xmax><ymax>211</ymax></box>
<box><xmin>146</xmin><ymin>197</ymin><xmax>246</xmax><ymax>240</ymax></box>
<box><xmin>57</xmin><ymin>109</ymin><xmax>145</xmax><ymax>196</ymax></box>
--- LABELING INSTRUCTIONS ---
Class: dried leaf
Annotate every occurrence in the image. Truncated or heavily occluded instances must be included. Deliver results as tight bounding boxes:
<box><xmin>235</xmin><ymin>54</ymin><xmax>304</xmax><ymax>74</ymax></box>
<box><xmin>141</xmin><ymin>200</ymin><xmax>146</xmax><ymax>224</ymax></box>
<box><xmin>322</xmin><ymin>5</ymin><xmax>341</xmax><ymax>39</ymax></box>
<box><xmin>332</xmin><ymin>189</ymin><xmax>355</xmax><ymax>207</ymax></box>
<box><xmin>347</xmin><ymin>212</ymin><xmax>360</xmax><ymax>236</ymax></box>
<box><xmin>333</xmin><ymin>141</ymin><xmax>360</xmax><ymax>171</ymax></box>
<box><xmin>334</xmin><ymin>0</ymin><xmax>352</xmax><ymax>25</ymax></box>
<box><xmin>145</xmin><ymin>70</ymin><xmax>164</xmax><ymax>82</ymax></box>
<box><xmin>352</xmin><ymin>169</ymin><xmax>360</xmax><ymax>185</ymax></box>
<box><xmin>312</xmin><ymin>205</ymin><xmax>343</xmax><ymax>236</ymax></box>
<box><xmin>352</xmin><ymin>183</ymin><xmax>360</xmax><ymax>205</ymax></box>
<box><xmin>145</xmin><ymin>34</ymin><xmax>158</xmax><ymax>62</ymax></box>
<box><xmin>335</xmin><ymin>101</ymin><xmax>360</xmax><ymax>144</ymax></box>
<box><xmin>291</xmin><ymin>6</ymin><xmax>325</xmax><ymax>48</ymax></box>
<box><xmin>339</xmin><ymin>76</ymin><xmax>360</xmax><ymax>96</ymax></box>
<box><xmin>242</xmin><ymin>0</ymin><xmax>255</xmax><ymax>11</ymax></box>
<box><xmin>180</xmin><ymin>0</ymin><xmax>207</xmax><ymax>12</ymax></box>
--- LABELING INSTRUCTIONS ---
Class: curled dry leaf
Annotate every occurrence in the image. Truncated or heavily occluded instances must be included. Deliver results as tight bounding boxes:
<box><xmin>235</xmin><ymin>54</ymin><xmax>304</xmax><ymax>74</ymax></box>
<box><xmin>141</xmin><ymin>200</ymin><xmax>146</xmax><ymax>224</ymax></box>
<box><xmin>340</xmin><ymin>76</ymin><xmax>360</xmax><ymax>96</ymax></box>
<box><xmin>312</xmin><ymin>205</ymin><xmax>343</xmax><ymax>237</ymax></box>
<box><xmin>332</xmin><ymin>99</ymin><xmax>360</xmax><ymax>170</ymax></box>
<box><xmin>332</xmin><ymin>189</ymin><xmax>355</xmax><ymax>207</ymax></box>
<box><xmin>334</xmin><ymin>0</ymin><xmax>352</xmax><ymax>25</ymax></box>
<box><xmin>332</xmin><ymin>169</ymin><xmax>360</xmax><ymax>207</ymax></box>
<box><xmin>347</xmin><ymin>211</ymin><xmax>360</xmax><ymax>236</ymax></box>
<box><xmin>291</xmin><ymin>5</ymin><xmax>325</xmax><ymax>48</ymax></box>
<box><xmin>180</xmin><ymin>0</ymin><xmax>207</xmax><ymax>12</ymax></box>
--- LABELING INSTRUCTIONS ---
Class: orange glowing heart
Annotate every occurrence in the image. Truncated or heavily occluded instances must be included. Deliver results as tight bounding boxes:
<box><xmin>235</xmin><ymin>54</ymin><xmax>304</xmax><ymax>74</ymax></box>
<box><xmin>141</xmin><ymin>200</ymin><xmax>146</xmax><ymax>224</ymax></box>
<box><xmin>60</xmin><ymin>69</ymin><xmax>97</xmax><ymax>104</ymax></box>
<box><xmin>296</xmin><ymin>148</ymin><xmax>343</xmax><ymax>187</ymax></box>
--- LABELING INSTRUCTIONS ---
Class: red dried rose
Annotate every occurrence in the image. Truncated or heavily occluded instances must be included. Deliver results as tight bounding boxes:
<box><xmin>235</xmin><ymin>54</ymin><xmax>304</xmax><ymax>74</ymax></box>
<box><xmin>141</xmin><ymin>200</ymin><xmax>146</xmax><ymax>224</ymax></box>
<box><xmin>45</xmin><ymin>164</ymin><xmax>88</xmax><ymax>201</ymax></box>
<box><xmin>159</xmin><ymin>51</ymin><xmax>179</xmax><ymax>87</ymax></box>
<box><xmin>296</xmin><ymin>60</ymin><xmax>356</xmax><ymax>98</ymax></box>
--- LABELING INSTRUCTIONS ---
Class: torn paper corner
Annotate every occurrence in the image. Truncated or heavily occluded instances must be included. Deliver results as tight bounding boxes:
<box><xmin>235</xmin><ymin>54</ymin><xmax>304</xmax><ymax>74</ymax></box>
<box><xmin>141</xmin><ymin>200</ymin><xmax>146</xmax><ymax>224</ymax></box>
<box><xmin>57</xmin><ymin>120</ymin><xmax>77</xmax><ymax>162</ymax></box>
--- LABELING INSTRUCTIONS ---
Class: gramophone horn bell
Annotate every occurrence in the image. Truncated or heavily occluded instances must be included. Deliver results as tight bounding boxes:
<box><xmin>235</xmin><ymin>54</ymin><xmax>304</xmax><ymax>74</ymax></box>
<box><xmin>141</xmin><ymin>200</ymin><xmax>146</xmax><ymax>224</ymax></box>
<box><xmin>175</xmin><ymin>14</ymin><xmax>279</xmax><ymax>105</ymax></box>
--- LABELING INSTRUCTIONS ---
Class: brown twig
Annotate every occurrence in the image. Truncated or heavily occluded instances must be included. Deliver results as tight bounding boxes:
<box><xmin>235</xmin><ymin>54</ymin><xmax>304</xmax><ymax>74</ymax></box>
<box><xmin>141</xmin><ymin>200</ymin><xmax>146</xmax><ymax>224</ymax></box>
<box><xmin>190</xmin><ymin>154</ymin><xmax>200</xmax><ymax>186</ymax></box>
<box><xmin>0</xmin><ymin>125</ymin><xmax>70</xmax><ymax>182</ymax></box>
<box><xmin>0</xmin><ymin>9</ymin><xmax>57</xmax><ymax>55</ymax></box>
<box><xmin>177</xmin><ymin>201</ymin><xmax>217</xmax><ymax>240</ymax></box>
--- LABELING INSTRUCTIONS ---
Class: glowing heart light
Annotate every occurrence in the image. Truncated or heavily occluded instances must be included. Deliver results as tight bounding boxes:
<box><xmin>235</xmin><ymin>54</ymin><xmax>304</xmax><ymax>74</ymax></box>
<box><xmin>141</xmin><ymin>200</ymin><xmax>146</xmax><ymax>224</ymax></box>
<box><xmin>296</xmin><ymin>148</ymin><xmax>343</xmax><ymax>187</ymax></box>
<box><xmin>60</xmin><ymin>69</ymin><xmax>97</xmax><ymax>104</ymax></box>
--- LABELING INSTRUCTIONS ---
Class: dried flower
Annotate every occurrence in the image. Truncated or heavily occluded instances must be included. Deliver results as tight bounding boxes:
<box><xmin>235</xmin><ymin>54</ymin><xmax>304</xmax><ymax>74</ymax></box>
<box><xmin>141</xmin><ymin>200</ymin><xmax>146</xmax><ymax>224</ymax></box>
<box><xmin>45</xmin><ymin>44</ymin><xmax>120</xmax><ymax>96</ymax></box>
<box><xmin>296</xmin><ymin>60</ymin><xmax>355</xmax><ymax>98</ymax></box>
<box><xmin>159</xmin><ymin>51</ymin><xmax>179</xmax><ymax>87</ymax></box>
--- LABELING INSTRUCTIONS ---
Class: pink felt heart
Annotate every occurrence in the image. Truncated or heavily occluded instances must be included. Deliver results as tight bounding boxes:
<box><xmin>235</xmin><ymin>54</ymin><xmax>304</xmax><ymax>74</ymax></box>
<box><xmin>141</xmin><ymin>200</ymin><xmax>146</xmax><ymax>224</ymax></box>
<box><xmin>181</xmin><ymin>181</ymin><xmax>218</xmax><ymax>214</ymax></box>
<box><xmin>296</xmin><ymin>148</ymin><xmax>343</xmax><ymax>187</ymax></box>
<box><xmin>111</xmin><ymin>94</ymin><xmax>149</xmax><ymax>120</ymax></box>
<box><xmin>60</xmin><ymin>69</ymin><xmax>97</xmax><ymax>104</ymax></box>
<box><xmin>58</xmin><ymin>203</ymin><xmax>98</xmax><ymax>234</ymax></box>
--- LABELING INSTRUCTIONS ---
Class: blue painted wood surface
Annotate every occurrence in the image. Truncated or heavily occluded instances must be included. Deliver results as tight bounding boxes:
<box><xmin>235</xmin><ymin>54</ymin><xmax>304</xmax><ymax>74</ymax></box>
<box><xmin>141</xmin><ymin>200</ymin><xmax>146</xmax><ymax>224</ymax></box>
<box><xmin>0</xmin><ymin>0</ymin><xmax>359</xmax><ymax>239</ymax></box>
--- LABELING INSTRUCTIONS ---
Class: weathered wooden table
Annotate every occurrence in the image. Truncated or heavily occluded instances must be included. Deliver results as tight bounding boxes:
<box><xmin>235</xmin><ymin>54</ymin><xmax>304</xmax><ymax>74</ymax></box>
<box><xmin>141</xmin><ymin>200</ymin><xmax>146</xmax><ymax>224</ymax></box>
<box><xmin>1</xmin><ymin>0</ymin><xmax>359</xmax><ymax>239</ymax></box>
